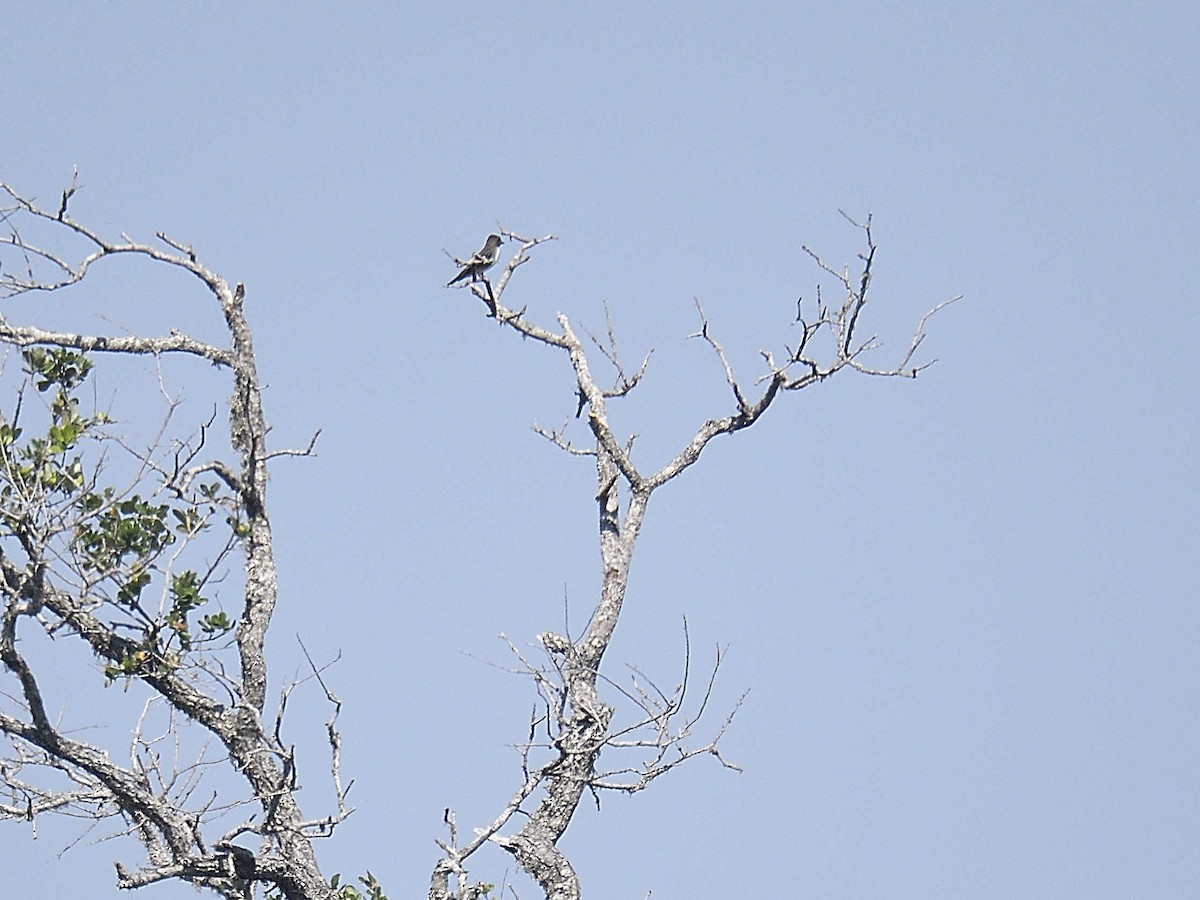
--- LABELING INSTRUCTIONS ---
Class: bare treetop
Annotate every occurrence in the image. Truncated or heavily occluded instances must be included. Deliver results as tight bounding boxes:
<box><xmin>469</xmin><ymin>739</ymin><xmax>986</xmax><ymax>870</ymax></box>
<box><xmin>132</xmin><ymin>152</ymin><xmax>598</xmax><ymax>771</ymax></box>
<box><xmin>431</xmin><ymin>221</ymin><xmax>956</xmax><ymax>900</ymax></box>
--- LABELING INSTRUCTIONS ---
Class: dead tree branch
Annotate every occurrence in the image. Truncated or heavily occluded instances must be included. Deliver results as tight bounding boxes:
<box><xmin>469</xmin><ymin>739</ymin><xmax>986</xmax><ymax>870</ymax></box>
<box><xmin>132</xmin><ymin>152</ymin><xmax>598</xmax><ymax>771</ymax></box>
<box><xmin>433</xmin><ymin>214</ymin><xmax>955</xmax><ymax>900</ymax></box>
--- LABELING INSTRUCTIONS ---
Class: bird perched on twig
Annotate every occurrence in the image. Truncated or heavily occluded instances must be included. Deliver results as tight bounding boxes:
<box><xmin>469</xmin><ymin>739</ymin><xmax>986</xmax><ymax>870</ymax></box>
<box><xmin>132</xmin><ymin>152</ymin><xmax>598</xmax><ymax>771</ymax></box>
<box><xmin>447</xmin><ymin>234</ymin><xmax>504</xmax><ymax>286</ymax></box>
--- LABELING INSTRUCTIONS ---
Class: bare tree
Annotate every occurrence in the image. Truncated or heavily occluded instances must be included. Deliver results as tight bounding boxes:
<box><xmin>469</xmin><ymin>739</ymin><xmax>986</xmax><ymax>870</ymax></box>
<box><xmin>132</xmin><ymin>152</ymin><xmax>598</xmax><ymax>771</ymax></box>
<box><xmin>0</xmin><ymin>174</ymin><xmax>953</xmax><ymax>900</ymax></box>
<box><xmin>435</xmin><ymin>224</ymin><xmax>957</xmax><ymax>900</ymax></box>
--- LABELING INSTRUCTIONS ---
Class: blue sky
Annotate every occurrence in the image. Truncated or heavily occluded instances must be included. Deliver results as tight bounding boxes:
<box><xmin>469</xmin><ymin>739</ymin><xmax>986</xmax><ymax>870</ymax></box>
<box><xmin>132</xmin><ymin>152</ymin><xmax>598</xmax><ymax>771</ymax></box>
<box><xmin>3</xmin><ymin>4</ymin><xmax>1198</xmax><ymax>898</ymax></box>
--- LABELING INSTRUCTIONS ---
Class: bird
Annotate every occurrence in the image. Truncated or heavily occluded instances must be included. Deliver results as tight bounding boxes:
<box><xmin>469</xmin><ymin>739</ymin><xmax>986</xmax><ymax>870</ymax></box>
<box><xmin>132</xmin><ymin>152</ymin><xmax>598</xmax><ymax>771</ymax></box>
<box><xmin>447</xmin><ymin>234</ymin><xmax>504</xmax><ymax>286</ymax></box>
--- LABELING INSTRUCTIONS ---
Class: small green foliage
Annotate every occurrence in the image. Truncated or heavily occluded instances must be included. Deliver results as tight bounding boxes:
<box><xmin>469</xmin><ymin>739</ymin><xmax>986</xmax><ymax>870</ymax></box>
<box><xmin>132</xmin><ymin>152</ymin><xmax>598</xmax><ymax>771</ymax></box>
<box><xmin>78</xmin><ymin>486</ymin><xmax>113</xmax><ymax>513</ymax></box>
<box><xmin>47</xmin><ymin>409</ymin><xmax>85</xmax><ymax>454</ymax></box>
<box><xmin>100</xmin><ymin>567</ymin><xmax>231</xmax><ymax>684</ymax></box>
<box><xmin>76</xmin><ymin>495</ymin><xmax>175</xmax><ymax>575</ymax></box>
<box><xmin>200</xmin><ymin>610</ymin><xmax>232</xmax><ymax>634</ymax></box>
<box><xmin>164</xmin><ymin>569</ymin><xmax>228</xmax><ymax>649</ymax></box>
<box><xmin>360</xmin><ymin>872</ymin><xmax>388</xmax><ymax>900</ymax></box>
<box><xmin>116</xmin><ymin>566</ymin><xmax>152</xmax><ymax>606</ymax></box>
<box><xmin>0</xmin><ymin>350</ymin><xmax>103</xmax><ymax>506</ymax></box>
<box><xmin>0</xmin><ymin>349</ymin><xmax>239</xmax><ymax>687</ymax></box>
<box><xmin>166</xmin><ymin>572</ymin><xmax>201</xmax><ymax>648</ymax></box>
<box><xmin>171</xmin><ymin>505</ymin><xmax>208</xmax><ymax>536</ymax></box>
<box><xmin>329</xmin><ymin>872</ymin><xmax>389</xmax><ymax>900</ymax></box>
<box><xmin>170</xmin><ymin>570</ymin><xmax>204</xmax><ymax>609</ymax></box>
<box><xmin>102</xmin><ymin>637</ymin><xmax>181</xmax><ymax>686</ymax></box>
<box><xmin>23</xmin><ymin>347</ymin><xmax>93</xmax><ymax>392</ymax></box>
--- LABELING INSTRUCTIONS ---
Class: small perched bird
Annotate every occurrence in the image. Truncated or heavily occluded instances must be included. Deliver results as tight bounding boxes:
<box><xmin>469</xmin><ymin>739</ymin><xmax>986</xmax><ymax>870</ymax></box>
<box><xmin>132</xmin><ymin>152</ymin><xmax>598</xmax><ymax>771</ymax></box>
<box><xmin>447</xmin><ymin>234</ymin><xmax>504</xmax><ymax>286</ymax></box>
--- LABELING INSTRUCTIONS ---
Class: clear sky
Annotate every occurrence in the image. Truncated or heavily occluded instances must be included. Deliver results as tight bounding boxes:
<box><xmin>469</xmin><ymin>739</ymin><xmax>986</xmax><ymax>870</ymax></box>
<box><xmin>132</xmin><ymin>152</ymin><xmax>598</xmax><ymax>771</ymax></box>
<box><xmin>3</xmin><ymin>3</ymin><xmax>1198</xmax><ymax>898</ymax></box>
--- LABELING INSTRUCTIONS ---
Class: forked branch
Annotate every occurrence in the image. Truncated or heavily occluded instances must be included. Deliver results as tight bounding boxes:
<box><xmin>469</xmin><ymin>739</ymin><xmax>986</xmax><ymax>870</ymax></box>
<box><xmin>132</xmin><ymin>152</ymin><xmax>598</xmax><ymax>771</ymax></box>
<box><xmin>433</xmin><ymin>214</ymin><xmax>955</xmax><ymax>900</ymax></box>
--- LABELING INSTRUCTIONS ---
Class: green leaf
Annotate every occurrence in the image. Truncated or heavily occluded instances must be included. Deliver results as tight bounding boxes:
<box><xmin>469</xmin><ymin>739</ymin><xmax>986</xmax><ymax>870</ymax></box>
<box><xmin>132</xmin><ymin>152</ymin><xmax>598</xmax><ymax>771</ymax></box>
<box><xmin>200</xmin><ymin>611</ymin><xmax>232</xmax><ymax>634</ymax></box>
<box><xmin>22</xmin><ymin>348</ymin><xmax>93</xmax><ymax>392</ymax></box>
